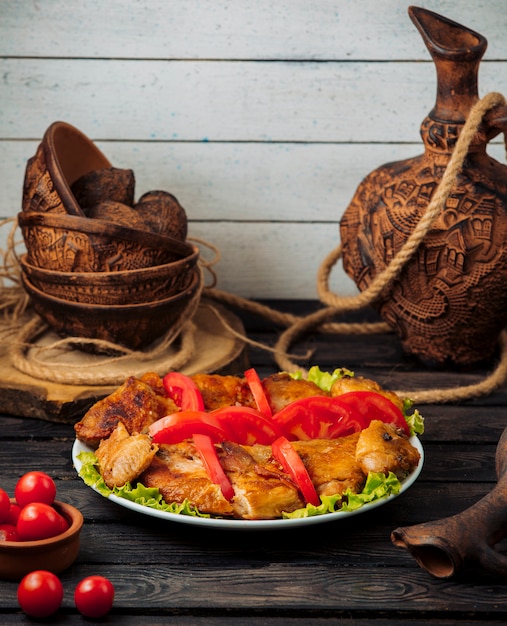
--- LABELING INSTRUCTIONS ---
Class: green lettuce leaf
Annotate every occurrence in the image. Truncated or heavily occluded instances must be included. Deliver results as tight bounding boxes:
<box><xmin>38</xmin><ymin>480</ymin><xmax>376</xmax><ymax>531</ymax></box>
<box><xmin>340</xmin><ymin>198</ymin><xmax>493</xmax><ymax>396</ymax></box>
<box><xmin>402</xmin><ymin>398</ymin><xmax>425</xmax><ymax>436</ymax></box>
<box><xmin>282</xmin><ymin>471</ymin><xmax>401</xmax><ymax>518</ymax></box>
<box><xmin>77</xmin><ymin>452</ymin><xmax>404</xmax><ymax>522</ymax></box>
<box><xmin>291</xmin><ymin>365</ymin><xmax>354</xmax><ymax>392</ymax></box>
<box><xmin>77</xmin><ymin>451</ymin><xmax>210</xmax><ymax>518</ymax></box>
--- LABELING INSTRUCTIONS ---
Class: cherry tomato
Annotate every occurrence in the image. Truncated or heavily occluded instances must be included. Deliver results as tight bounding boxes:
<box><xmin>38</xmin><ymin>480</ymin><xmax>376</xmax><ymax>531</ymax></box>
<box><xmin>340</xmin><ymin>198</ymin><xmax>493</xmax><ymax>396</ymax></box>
<box><xmin>336</xmin><ymin>391</ymin><xmax>410</xmax><ymax>435</ymax></box>
<box><xmin>74</xmin><ymin>575</ymin><xmax>115</xmax><ymax>618</ymax></box>
<box><xmin>163</xmin><ymin>372</ymin><xmax>205</xmax><ymax>411</ymax></box>
<box><xmin>17</xmin><ymin>502</ymin><xmax>67</xmax><ymax>541</ymax></box>
<box><xmin>271</xmin><ymin>436</ymin><xmax>320</xmax><ymax>506</ymax></box>
<box><xmin>149</xmin><ymin>410</ymin><xmax>229</xmax><ymax>444</ymax></box>
<box><xmin>6</xmin><ymin>502</ymin><xmax>21</xmax><ymax>525</ymax></box>
<box><xmin>15</xmin><ymin>471</ymin><xmax>56</xmax><ymax>507</ymax></box>
<box><xmin>272</xmin><ymin>395</ymin><xmax>366</xmax><ymax>440</ymax></box>
<box><xmin>0</xmin><ymin>523</ymin><xmax>20</xmax><ymax>541</ymax></box>
<box><xmin>17</xmin><ymin>570</ymin><xmax>63</xmax><ymax>618</ymax></box>
<box><xmin>244</xmin><ymin>368</ymin><xmax>273</xmax><ymax>417</ymax></box>
<box><xmin>211</xmin><ymin>406</ymin><xmax>282</xmax><ymax>445</ymax></box>
<box><xmin>193</xmin><ymin>433</ymin><xmax>235</xmax><ymax>500</ymax></box>
<box><xmin>0</xmin><ymin>488</ymin><xmax>10</xmax><ymax>523</ymax></box>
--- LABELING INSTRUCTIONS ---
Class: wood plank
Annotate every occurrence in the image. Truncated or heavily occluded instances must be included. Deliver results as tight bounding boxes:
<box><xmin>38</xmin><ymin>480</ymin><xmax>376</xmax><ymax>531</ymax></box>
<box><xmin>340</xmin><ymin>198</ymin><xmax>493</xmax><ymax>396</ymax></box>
<box><xmin>4</xmin><ymin>140</ymin><xmax>505</xmax><ymax>223</ymax></box>
<box><xmin>2</xmin><ymin>0</ymin><xmax>506</xmax><ymax>60</ymax></box>
<box><xmin>2</xmin><ymin>219</ymin><xmax>359</xmax><ymax>298</ymax></box>
<box><xmin>190</xmin><ymin>221</ymin><xmax>356</xmax><ymax>298</ymax></box>
<box><xmin>0</xmin><ymin>140</ymin><xmax>419</xmax><ymax>222</ymax></box>
<box><xmin>3</xmin><ymin>561</ymin><xmax>507</xmax><ymax>615</ymax></box>
<box><xmin>3</xmin><ymin>59</ymin><xmax>507</xmax><ymax>142</ymax></box>
<box><xmin>2</xmin><ymin>611</ymin><xmax>505</xmax><ymax>626</ymax></box>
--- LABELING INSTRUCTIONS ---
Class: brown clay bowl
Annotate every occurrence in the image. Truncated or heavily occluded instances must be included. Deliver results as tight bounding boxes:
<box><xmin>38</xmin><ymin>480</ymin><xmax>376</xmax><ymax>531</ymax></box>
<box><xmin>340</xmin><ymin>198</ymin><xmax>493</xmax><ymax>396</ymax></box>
<box><xmin>0</xmin><ymin>500</ymin><xmax>83</xmax><ymax>582</ymax></box>
<box><xmin>19</xmin><ymin>245</ymin><xmax>199</xmax><ymax>305</ymax></box>
<box><xmin>22</xmin><ymin>121</ymin><xmax>113</xmax><ymax>217</ymax></box>
<box><xmin>21</xmin><ymin>269</ymin><xmax>201</xmax><ymax>350</ymax></box>
<box><xmin>18</xmin><ymin>211</ymin><xmax>194</xmax><ymax>272</ymax></box>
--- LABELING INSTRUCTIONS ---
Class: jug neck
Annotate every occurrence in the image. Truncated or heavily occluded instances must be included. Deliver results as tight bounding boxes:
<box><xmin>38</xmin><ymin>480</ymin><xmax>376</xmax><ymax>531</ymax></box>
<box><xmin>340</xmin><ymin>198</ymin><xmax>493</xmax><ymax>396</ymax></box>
<box><xmin>409</xmin><ymin>6</ymin><xmax>487</xmax><ymax>124</ymax></box>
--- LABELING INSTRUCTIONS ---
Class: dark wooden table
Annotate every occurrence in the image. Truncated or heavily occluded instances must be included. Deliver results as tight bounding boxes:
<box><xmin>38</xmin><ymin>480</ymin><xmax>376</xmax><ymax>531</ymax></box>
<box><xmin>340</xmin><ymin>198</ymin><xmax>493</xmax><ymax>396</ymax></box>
<box><xmin>1</xmin><ymin>300</ymin><xmax>507</xmax><ymax>624</ymax></box>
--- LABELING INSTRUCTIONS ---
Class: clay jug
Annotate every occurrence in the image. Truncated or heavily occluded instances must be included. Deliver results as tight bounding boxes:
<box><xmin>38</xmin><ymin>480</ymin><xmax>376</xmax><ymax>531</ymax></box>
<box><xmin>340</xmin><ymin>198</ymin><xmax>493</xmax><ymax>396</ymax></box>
<box><xmin>340</xmin><ymin>6</ymin><xmax>507</xmax><ymax>365</ymax></box>
<box><xmin>391</xmin><ymin>425</ymin><xmax>507</xmax><ymax>578</ymax></box>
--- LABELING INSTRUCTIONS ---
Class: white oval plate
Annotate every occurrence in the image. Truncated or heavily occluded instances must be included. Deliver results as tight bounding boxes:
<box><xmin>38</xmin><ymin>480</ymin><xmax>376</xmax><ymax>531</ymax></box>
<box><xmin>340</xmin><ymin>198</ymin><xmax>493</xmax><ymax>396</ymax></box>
<box><xmin>72</xmin><ymin>436</ymin><xmax>423</xmax><ymax>530</ymax></box>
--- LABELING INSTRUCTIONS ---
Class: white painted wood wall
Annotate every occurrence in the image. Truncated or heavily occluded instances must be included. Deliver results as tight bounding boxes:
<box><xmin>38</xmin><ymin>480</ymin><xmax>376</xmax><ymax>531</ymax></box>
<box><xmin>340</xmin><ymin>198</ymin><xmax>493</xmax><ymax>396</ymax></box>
<box><xmin>2</xmin><ymin>0</ymin><xmax>507</xmax><ymax>299</ymax></box>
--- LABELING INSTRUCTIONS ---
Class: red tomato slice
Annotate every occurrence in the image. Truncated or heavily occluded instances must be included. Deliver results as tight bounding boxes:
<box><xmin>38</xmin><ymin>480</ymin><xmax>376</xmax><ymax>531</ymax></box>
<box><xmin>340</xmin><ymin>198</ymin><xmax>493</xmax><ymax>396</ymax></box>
<box><xmin>162</xmin><ymin>372</ymin><xmax>205</xmax><ymax>411</ymax></box>
<box><xmin>149</xmin><ymin>411</ymin><xmax>230</xmax><ymax>444</ymax></box>
<box><xmin>193</xmin><ymin>434</ymin><xmax>235</xmax><ymax>501</ymax></box>
<box><xmin>271</xmin><ymin>436</ymin><xmax>320</xmax><ymax>506</ymax></box>
<box><xmin>272</xmin><ymin>395</ymin><xmax>366</xmax><ymax>441</ymax></box>
<box><xmin>335</xmin><ymin>391</ymin><xmax>409</xmax><ymax>435</ymax></box>
<box><xmin>211</xmin><ymin>406</ymin><xmax>282</xmax><ymax>445</ymax></box>
<box><xmin>244</xmin><ymin>368</ymin><xmax>273</xmax><ymax>417</ymax></box>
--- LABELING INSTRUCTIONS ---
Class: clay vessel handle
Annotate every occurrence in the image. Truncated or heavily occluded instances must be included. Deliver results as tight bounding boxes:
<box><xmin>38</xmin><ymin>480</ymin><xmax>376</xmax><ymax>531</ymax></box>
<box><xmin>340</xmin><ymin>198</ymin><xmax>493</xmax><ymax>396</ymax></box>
<box><xmin>484</xmin><ymin>105</ymin><xmax>507</xmax><ymax>139</ymax></box>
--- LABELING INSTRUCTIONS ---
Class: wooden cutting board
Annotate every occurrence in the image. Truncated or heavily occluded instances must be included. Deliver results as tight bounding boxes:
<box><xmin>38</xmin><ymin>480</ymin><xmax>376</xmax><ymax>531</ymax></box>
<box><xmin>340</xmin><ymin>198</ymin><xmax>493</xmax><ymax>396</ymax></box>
<box><xmin>0</xmin><ymin>303</ymin><xmax>248</xmax><ymax>423</ymax></box>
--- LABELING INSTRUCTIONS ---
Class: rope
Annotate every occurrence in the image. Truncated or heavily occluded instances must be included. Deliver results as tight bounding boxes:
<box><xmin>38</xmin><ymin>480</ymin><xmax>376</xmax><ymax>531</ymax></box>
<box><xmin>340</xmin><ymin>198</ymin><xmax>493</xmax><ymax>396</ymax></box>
<box><xmin>9</xmin><ymin>316</ymin><xmax>199</xmax><ymax>385</ymax></box>
<box><xmin>270</xmin><ymin>92</ymin><xmax>507</xmax><ymax>402</ymax></box>
<box><xmin>3</xmin><ymin>92</ymin><xmax>507</xmax><ymax>404</ymax></box>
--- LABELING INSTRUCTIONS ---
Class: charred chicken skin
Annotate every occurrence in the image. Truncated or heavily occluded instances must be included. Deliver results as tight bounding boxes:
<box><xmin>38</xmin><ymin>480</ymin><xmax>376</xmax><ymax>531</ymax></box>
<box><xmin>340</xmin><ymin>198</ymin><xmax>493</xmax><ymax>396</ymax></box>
<box><xmin>75</xmin><ymin>372</ymin><xmax>178</xmax><ymax>446</ymax></box>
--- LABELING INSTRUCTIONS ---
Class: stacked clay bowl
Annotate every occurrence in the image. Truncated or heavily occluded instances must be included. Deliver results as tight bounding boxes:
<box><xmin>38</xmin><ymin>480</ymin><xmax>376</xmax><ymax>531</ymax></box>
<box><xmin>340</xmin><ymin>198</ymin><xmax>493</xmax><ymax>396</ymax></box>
<box><xmin>18</xmin><ymin>121</ymin><xmax>200</xmax><ymax>350</ymax></box>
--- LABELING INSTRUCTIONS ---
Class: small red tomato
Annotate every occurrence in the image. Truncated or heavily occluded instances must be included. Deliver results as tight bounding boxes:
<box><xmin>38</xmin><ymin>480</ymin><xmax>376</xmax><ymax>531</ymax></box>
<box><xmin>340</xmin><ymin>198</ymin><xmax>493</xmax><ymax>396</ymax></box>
<box><xmin>0</xmin><ymin>523</ymin><xmax>19</xmax><ymax>541</ymax></box>
<box><xmin>0</xmin><ymin>488</ymin><xmax>10</xmax><ymax>523</ymax></box>
<box><xmin>74</xmin><ymin>575</ymin><xmax>115</xmax><ymax>618</ymax></box>
<box><xmin>15</xmin><ymin>471</ymin><xmax>56</xmax><ymax>507</ymax></box>
<box><xmin>17</xmin><ymin>502</ymin><xmax>67</xmax><ymax>541</ymax></box>
<box><xmin>17</xmin><ymin>570</ymin><xmax>63</xmax><ymax>618</ymax></box>
<box><xmin>6</xmin><ymin>502</ymin><xmax>21</xmax><ymax>525</ymax></box>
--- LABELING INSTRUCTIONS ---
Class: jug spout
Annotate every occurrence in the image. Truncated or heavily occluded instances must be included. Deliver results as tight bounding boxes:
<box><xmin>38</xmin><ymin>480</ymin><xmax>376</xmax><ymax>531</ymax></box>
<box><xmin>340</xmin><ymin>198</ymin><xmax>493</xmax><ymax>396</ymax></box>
<box><xmin>409</xmin><ymin>6</ymin><xmax>487</xmax><ymax>122</ymax></box>
<box><xmin>391</xmin><ymin>524</ymin><xmax>463</xmax><ymax>578</ymax></box>
<box><xmin>392</xmin><ymin>427</ymin><xmax>507</xmax><ymax>578</ymax></box>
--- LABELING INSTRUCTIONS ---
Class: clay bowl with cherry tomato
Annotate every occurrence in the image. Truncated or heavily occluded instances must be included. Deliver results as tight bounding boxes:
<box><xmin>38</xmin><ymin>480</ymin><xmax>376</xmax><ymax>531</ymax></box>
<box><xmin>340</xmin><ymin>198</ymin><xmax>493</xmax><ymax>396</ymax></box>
<box><xmin>0</xmin><ymin>499</ymin><xmax>83</xmax><ymax>582</ymax></box>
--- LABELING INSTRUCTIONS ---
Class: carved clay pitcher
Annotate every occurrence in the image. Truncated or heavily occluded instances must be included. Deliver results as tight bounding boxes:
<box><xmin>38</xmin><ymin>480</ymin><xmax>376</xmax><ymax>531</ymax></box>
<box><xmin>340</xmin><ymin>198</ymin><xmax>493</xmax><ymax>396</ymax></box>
<box><xmin>340</xmin><ymin>6</ymin><xmax>507</xmax><ymax>365</ymax></box>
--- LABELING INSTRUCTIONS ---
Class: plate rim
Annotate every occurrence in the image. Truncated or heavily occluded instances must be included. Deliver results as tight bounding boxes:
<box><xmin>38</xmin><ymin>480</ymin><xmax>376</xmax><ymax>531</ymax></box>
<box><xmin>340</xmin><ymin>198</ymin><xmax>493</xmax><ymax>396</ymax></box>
<box><xmin>72</xmin><ymin>435</ymin><xmax>424</xmax><ymax>530</ymax></box>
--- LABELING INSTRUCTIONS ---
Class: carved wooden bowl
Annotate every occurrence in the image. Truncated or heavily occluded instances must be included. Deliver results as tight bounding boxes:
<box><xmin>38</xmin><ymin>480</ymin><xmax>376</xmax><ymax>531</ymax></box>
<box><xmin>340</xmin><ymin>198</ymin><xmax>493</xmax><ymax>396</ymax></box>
<box><xmin>19</xmin><ymin>246</ymin><xmax>199</xmax><ymax>305</ymax></box>
<box><xmin>22</xmin><ymin>121</ymin><xmax>114</xmax><ymax>217</ymax></box>
<box><xmin>0</xmin><ymin>500</ymin><xmax>83</xmax><ymax>582</ymax></box>
<box><xmin>18</xmin><ymin>211</ymin><xmax>194</xmax><ymax>272</ymax></box>
<box><xmin>21</xmin><ymin>269</ymin><xmax>201</xmax><ymax>350</ymax></box>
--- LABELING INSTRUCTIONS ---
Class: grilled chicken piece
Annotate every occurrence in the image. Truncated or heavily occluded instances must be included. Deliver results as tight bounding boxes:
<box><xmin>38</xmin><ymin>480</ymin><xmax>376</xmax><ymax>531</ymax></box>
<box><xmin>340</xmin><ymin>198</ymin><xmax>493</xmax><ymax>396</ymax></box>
<box><xmin>191</xmin><ymin>372</ymin><xmax>327</xmax><ymax>414</ymax></box>
<box><xmin>219</xmin><ymin>441</ymin><xmax>303</xmax><ymax>519</ymax></box>
<box><xmin>96</xmin><ymin>422</ymin><xmax>158</xmax><ymax>488</ymax></box>
<box><xmin>140</xmin><ymin>441</ymin><xmax>235</xmax><ymax>517</ymax></box>
<box><xmin>330</xmin><ymin>375</ymin><xmax>404</xmax><ymax>410</ymax></box>
<box><xmin>262</xmin><ymin>372</ymin><xmax>327</xmax><ymax>413</ymax></box>
<box><xmin>355</xmin><ymin>420</ymin><xmax>420</xmax><ymax>479</ymax></box>
<box><xmin>292</xmin><ymin>435</ymin><xmax>365</xmax><ymax>497</ymax></box>
<box><xmin>99</xmin><ymin>420</ymin><xmax>419</xmax><ymax>519</ymax></box>
<box><xmin>191</xmin><ymin>374</ymin><xmax>255</xmax><ymax>410</ymax></box>
<box><xmin>141</xmin><ymin>440</ymin><xmax>303</xmax><ymax>519</ymax></box>
<box><xmin>75</xmin><ymin>372</ymin><xmax>178</xmax><ymax>447</ymax></box>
